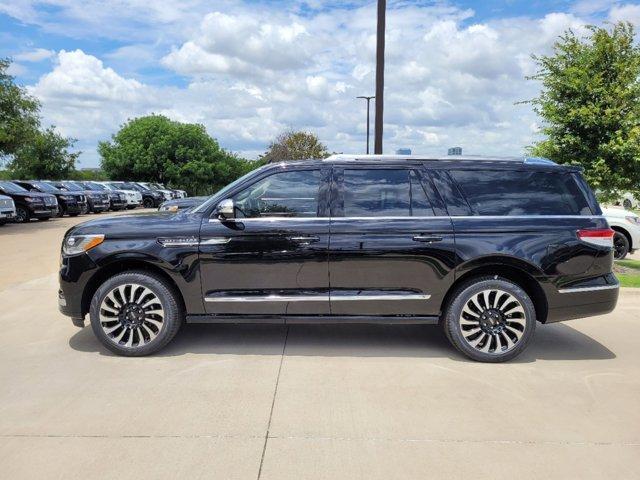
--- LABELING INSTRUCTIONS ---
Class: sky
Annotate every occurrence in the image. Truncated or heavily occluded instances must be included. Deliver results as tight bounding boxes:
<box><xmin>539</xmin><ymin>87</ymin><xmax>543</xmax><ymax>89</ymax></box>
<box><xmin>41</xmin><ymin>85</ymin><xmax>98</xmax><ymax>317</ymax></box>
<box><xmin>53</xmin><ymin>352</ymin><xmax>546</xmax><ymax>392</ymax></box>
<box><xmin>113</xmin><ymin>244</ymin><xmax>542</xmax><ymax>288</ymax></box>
<box><xmin>1</xmin><ymin>0</ymin><xmax>639</xmax><ymax>168</ymax></box>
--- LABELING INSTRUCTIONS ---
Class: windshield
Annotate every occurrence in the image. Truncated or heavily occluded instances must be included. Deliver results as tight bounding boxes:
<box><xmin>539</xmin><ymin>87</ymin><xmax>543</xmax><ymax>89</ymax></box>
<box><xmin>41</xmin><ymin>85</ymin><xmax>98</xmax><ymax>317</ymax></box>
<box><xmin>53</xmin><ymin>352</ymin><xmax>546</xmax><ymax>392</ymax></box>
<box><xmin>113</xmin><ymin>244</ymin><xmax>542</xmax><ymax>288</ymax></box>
<box><xmin>61</xmin><ymin>182</ymin><xmax>84</xmax><ymax>191</ymax></box>
<box><xmin>192</xmin><ymin>165</ymin><xmax>269</xmax><ymax>213</ymax></box>
<box><xmin>82</xmin><ymin>182</ymin><xmax>103</xmax><ymax>191</ymax></box>
<box><xmin>90</xmin><ymin>182</ymin><xmax>107</xmax><ymax>191</ymax></box>
<box><xmin>0</xmin><ymin>181</ymin><xmax>28</xmax><ymax>193</ymax></box>
<box><xmin>32</xmin><ymin>181</ymin><xmax>59</xmax><ymax>193</ymax></box>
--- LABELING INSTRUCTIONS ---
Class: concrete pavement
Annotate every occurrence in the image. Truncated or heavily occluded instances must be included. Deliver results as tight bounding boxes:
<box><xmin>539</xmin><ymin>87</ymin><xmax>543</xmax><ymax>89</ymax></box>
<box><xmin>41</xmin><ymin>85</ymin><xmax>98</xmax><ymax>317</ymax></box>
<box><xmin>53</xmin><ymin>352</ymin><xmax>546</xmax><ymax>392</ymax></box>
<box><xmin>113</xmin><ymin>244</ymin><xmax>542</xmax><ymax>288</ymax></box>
<box><xmin>0</xmin><ymin>213</ymin><xmax>639</xmax><ymax>479</ymax></box>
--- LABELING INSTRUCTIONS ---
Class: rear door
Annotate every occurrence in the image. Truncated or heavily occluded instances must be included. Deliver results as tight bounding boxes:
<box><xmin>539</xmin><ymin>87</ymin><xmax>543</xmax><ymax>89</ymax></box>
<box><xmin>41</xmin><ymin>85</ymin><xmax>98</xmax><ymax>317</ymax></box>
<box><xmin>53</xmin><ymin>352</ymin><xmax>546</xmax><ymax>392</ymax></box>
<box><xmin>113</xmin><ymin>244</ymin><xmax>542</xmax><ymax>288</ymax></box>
<box><xmin>328</xmin><ymin>165</ymin><xmax>456</xmax><ymax>316</ymax></box>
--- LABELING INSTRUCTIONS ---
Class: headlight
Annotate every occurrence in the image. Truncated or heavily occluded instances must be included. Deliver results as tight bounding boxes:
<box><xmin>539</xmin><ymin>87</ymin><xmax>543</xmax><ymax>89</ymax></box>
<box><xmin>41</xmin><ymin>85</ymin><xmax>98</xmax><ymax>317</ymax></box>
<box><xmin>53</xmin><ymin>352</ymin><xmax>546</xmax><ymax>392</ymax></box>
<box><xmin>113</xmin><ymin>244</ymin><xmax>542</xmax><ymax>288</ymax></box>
<box><xmin>62</xmin><ymin>195</ymin><xmax>75</xmax><ymax>200</ymax></box>
<box><xmin>63</xmin><ymin>234</ymin><xmax>105</xmax><ymax>256</ymax></box>
<box><xmin>24</xmin><ymin>196</ymin><xmax>37</xmax><ymax>202</ymax></box>
<box><xmin>626</xmin><ymin>216</ymin><xmax>640</xmax><ymax>226</ymax></box>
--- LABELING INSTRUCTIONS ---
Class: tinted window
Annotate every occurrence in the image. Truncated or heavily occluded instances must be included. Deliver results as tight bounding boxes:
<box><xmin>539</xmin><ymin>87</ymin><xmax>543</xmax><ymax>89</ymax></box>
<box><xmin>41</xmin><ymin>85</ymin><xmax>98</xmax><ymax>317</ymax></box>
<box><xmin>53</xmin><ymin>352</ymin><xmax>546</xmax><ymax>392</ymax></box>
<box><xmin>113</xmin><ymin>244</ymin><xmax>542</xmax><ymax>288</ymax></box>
<box><xmin>449</xmin><ymin>170</ymin><xmax>591</xmax><ymax>216</ymax></box>
<box><xmin>0</xmin><ymin>181</ymin><xmax>27</xmax><ymax>193</ymax></box>
<box><xmin>342</xmin><ymin>169</ymin><xmax>434</xmax><ymax>217</ymax></box>
<box><xmin>233</xmin><ymin>169</ymin><xmax>321</xmax><ymax>218</ymax></box>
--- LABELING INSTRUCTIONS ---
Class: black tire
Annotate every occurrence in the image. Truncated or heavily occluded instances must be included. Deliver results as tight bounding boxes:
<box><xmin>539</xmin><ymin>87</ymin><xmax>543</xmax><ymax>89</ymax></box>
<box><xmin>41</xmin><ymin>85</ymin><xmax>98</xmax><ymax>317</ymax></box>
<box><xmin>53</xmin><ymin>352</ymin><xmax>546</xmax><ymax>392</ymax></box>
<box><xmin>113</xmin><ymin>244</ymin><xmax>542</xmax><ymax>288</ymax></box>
<box><xmin>442</xmin><ymin>276</ymin><xmax>536</xmax><ymax>363</ymax></box>
<box><xmin>613</xmin><ymin>231</ymin><xmax>630</xmax><ymax>260</ymax></box>
<box><xmin>57</xmin><ymin>207</ymin><xmax>65</xmax><ymax>218</ymax></box>
<box><xmin>623</xmin><ymin>199</ymin><xmax>632</xmax><ymax>210</ymax></box>
<box><xmin>143</xmin><ymin>197</ymin><xmax>154</xmax><ymax>208</ymax></box>
<box><xmin>15</xmin><ymin>206</ymin><xmax>30</xmax><ymax>223</ymax></box>
<box><xmin>0</xmin><ymin>220</ymin><xmax>6</xmax><ymax>226</ymax></box>
<box><xmin>89</xmin><ymin>271</ymin><xmax>183</xmax><ymax>356</ymax></box>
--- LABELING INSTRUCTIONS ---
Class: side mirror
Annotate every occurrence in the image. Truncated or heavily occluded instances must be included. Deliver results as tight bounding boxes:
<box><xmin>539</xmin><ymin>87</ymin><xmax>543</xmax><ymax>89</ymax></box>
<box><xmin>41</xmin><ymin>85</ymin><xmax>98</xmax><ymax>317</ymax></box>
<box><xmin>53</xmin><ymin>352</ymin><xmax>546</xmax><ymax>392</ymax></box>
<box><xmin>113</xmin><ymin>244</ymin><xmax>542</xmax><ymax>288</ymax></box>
<box><xmin>216</xmin><ymin>199</ymin><xmax>235</xmax><ymax>219</ymax></box>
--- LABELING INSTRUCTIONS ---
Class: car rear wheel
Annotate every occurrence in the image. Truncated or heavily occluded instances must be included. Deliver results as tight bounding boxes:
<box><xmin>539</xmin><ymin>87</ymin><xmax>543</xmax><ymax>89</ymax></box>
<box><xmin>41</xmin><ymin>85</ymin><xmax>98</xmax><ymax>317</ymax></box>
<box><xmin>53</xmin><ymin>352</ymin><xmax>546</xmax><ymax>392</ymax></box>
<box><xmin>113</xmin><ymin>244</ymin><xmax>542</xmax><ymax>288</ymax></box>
<box><xmin>15</xmin><ymin>206</ymin><xmax>30</xmax><ymax>223</ymax></box>
<box><xmin>143</xmin><ymin>198</ymin><xmax>154</xmax><ymax>208</ymax></box>
<box><xmin>613</xmin><ymin>231</ymin><xmax>630</xmax><ymax>260</ymax></box>
<box><xmin>443</xmin><ymin>277</ymin><xmax>536</xmax><ymax>362</ymax></box>
<box><xmin>89</xmin><ymin>271</ymin><xmax>183</xmax><ymax>356</ymax></box>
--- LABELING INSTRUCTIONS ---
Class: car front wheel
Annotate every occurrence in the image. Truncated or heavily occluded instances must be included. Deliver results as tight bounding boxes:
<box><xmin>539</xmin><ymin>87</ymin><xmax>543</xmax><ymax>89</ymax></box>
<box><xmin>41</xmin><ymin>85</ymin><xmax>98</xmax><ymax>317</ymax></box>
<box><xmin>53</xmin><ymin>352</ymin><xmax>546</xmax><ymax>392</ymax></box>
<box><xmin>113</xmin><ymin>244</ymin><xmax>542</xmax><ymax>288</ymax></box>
<box><xmin>89</xmin><ymin>271</ymin><xmax>183</xmax><ymax>356</ymax></box>
<box><xmin>443</xmin><ymin>277</ymin><xmax>536</xmax><ymax>362</ymax></box>
<box><xmin>15</xmin><ymin>206</ymin><xmax>30</xmax><ymax>223</ymax></box>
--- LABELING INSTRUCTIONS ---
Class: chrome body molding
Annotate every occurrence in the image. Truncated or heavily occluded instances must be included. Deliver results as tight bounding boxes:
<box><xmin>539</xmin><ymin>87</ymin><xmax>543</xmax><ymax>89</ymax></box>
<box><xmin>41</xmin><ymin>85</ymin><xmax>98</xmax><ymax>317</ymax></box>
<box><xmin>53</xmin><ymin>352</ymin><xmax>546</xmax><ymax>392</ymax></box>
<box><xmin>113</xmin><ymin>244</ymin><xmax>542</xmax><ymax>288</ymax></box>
<box><xmin>158</xmin><ymin>237</ymin><xmax>230</xmax><ymax>247</ymax></box>
<box><xmin>200</xmin><ymin>237</ymin><xmax>231</xmax><ymax>245</ymax></box>
<box><xmin>558</xmin><ymin>284</ymin><xmax>620</xmax><ymax>294</ymax></box>
<box><xmin>205</xmin><ymin>293</ymin><xmax>431</xmax><ymax>303</ymax></box>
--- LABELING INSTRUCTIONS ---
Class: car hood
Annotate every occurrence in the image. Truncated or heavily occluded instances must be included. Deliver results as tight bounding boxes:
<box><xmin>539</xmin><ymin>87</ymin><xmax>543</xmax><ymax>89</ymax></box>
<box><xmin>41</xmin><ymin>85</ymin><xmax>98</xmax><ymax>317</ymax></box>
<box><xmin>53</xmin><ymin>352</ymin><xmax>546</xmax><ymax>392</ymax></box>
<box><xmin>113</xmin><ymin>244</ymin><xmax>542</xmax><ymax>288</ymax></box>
<box><xmin>69</xmin><ymin>210</ymin><xmax>203</xmax><ymax>238</ymax></box>
<box><xmin>7</xmin><ymin>191</ymin><xmax>55</xmax><ymax>199</ymax></box>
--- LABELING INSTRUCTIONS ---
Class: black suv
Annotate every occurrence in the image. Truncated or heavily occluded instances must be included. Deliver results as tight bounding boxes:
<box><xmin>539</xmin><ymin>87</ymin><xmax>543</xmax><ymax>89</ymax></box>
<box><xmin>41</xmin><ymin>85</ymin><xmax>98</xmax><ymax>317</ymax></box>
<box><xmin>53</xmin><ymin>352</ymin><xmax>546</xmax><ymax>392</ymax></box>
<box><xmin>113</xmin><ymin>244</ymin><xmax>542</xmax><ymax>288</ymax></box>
<box><xmin>59</xmin><ymin>155</ymin><xmax>618</xmax><ymax>361</ymax></box>
<box><xmin>0</xmin><ymin>180</ymin><xmax>58</xmax><ymax>222</ymax></box>
<box><xmin>51</xmin><ymin>181</ymin><xmax>110</xmax><ymax>213</ymax></box>
<box><xmin>13</xmin><ymin>180</ymin><xmax>86</xmax><ymax>217</ymax></box>
<box><xmin>78</xmin><ymin>181</ymin><xmax>126</xmax><ymax>211</ymax></box>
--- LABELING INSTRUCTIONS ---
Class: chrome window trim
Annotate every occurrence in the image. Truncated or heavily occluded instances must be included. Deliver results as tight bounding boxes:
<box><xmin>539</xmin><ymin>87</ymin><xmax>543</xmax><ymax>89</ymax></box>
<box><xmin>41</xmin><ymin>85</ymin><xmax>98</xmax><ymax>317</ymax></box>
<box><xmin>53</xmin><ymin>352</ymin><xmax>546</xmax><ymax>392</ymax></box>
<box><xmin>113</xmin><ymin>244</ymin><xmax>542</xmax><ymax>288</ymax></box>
<box><xmin>209</xmin><ymin>215</ymin><xmax>605</xmax><ymax>223</ymax></box>
<box><xmin>558</xmin><ymin>284</ymin><xmax>619</xmax><ymax>294</ymax></box>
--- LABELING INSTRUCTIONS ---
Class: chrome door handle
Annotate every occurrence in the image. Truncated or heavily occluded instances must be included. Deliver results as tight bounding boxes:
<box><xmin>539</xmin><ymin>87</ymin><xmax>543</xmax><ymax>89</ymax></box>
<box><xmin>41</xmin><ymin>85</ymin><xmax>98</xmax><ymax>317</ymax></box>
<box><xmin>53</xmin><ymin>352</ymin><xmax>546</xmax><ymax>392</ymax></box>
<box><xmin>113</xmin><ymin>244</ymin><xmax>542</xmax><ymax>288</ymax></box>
<box><xmin>413</xmin><ymin>234</ymin><xmax>443</xmax><ymax>243</ymax></box>
<box><xmin>290</xmin><ymin>235</ymin><xmax>320</xmax><ymax>243</ymax></box>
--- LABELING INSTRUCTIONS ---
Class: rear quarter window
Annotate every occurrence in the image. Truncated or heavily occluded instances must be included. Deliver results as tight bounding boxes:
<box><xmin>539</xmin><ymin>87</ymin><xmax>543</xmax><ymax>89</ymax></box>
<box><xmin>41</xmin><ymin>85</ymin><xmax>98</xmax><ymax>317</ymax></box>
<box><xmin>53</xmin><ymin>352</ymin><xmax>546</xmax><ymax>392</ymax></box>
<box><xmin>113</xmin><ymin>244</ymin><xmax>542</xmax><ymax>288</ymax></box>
<box><xmin>449</xmin><ymin>169</ymin><xmax>592</xmax><ymax>216</ymax></box>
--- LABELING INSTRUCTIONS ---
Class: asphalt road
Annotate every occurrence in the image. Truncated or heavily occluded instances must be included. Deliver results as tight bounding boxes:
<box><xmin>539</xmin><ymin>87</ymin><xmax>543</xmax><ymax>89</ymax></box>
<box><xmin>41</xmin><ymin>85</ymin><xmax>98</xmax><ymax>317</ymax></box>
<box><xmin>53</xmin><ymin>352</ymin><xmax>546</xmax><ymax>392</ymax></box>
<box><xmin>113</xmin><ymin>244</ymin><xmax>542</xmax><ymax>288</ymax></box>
<box><xmin>0</xmin><ymin>212</ymin><xmax>639</xmax><ymax>479</ymax></box>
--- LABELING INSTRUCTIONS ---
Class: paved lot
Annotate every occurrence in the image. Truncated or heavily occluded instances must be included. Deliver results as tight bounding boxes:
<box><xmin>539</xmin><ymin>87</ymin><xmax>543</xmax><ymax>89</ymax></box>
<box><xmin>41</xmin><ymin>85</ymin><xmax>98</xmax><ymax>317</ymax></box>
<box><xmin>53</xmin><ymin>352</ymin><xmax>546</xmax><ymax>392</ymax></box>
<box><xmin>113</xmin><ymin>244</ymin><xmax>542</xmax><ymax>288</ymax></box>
<box><xmin>0</xmin><ymin>212</ymin><xmax>639</xmax><ymax>479</ymax></box>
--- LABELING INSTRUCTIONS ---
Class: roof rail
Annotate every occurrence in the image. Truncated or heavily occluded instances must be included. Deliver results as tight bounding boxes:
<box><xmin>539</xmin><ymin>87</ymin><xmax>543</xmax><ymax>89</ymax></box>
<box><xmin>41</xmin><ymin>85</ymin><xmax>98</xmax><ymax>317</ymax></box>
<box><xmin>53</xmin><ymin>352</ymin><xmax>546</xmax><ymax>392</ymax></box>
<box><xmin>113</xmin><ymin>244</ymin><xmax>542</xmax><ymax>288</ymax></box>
<box><xmin>323</xmin><ymin>154</ymin><xmax>556</xmax><ymax>164</ymax></box>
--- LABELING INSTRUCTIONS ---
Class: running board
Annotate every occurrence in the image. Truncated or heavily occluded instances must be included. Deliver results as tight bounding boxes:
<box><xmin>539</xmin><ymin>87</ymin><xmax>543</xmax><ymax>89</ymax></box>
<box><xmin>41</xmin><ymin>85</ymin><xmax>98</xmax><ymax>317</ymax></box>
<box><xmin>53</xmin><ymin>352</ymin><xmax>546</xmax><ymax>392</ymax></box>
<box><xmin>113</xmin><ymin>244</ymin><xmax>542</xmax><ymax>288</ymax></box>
<box><xmin>186</xmin><ymin>314</ymin><xmax>440</xmax><ymax>325</ymax></box>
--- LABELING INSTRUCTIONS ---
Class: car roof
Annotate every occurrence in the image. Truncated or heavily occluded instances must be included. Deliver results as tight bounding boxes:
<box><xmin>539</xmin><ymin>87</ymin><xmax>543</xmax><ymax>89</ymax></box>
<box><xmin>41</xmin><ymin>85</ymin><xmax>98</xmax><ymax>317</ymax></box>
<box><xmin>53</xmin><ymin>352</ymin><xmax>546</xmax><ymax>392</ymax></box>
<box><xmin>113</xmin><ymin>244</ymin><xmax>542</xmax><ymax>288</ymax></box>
<box><xmin>261</xmin><ymin>154</ymin><xmax>579</xmax><ymax>172</ymax></box>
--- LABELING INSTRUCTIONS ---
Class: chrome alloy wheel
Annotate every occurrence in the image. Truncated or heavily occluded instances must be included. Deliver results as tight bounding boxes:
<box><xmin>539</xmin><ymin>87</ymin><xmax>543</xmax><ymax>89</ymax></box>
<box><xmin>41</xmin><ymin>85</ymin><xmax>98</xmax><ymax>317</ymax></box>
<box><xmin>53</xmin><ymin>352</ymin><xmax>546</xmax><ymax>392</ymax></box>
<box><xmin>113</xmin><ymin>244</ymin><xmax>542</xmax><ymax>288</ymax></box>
<box><xmin>99</xmin><ymin>284</ymin><xmax>165</xmax><ymax>348</ymax></box>
<box><xmin>459</xmin><ymin>289</ymin><xmax>527</xmax><ymax>355</ymax></box>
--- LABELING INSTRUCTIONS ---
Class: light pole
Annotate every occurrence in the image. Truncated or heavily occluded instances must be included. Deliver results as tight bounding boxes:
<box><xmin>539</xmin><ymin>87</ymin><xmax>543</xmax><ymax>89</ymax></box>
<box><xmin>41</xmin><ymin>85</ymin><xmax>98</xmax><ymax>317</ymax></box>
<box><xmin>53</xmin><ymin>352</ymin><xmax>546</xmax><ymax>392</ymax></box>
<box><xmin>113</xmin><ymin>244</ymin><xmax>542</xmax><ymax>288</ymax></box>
<box><xmin>374</xmin><ymin>0</ymin><xmax>386</xmax><ymax>154</ymax></box>
<box><xmin>356</xmin><ymin>95</ymin><xmax>375</xmax><ymax>154</ymax></box>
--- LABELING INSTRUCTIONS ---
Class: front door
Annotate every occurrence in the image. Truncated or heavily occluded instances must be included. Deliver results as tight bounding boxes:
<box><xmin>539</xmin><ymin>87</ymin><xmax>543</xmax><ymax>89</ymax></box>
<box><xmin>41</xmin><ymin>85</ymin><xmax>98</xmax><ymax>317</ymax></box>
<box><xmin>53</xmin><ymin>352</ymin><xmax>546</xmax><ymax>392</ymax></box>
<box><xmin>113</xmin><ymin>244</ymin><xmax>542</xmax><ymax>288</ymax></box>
<box><xmin>328</xmin><ymin>166</ymin><xmax>456</xmax><ymax>316</ymax></box>
<box><xmin>199</xmin><ymin>167</ymin><xmax>330</xmax><ymax>317</ymax></box>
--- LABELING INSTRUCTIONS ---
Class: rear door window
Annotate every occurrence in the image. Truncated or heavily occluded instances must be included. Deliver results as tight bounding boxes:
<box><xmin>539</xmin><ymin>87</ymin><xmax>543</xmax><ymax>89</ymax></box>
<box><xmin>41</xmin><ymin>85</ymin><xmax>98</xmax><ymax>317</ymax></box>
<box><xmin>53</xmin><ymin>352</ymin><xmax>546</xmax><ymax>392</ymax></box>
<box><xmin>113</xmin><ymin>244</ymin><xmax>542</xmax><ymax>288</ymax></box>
<box><xmin>449</xmin><ymin>170</ymin><xmax>592</xmax><ymax>216</ymax></box>
<box><xmin>341</xmin><ymin>168</ymin><xmax>434</xmax><ymax>217</ymax></box>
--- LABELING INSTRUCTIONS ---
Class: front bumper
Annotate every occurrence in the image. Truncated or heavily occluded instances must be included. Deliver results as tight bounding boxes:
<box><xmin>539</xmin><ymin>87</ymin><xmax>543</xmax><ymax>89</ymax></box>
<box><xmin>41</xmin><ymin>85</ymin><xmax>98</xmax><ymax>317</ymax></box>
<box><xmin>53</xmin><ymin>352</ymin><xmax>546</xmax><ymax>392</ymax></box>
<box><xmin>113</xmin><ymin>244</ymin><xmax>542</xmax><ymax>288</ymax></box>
<box><xmin>59</xmin><ymin>252</ymin><xmax>98</xmax><ymax>323</ymax></box>
<box><xmin>32</xmin><ymin>205</ymin><xmax>57</xmax><ymax>218</ymax></box>
<box><xmin>0</xmin><ymin>209</ymin><xmax>15</xmax><ymax>220</ymax></box>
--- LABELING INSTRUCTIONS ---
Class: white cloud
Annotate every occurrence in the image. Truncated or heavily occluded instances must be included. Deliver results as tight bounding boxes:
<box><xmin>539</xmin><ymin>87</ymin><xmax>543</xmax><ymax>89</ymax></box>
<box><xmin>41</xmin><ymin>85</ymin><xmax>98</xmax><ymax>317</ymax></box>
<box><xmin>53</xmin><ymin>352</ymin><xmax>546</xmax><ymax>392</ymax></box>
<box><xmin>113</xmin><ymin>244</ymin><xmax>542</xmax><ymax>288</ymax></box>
<box><xmin>14</xmin><ymin>47</ymin><xmax>55</xmax><ymax>62</ymax></box>
<box><xmin>162</xmin><ymin>12</ymin><xmax>311</xmax><ymax>76</ymax></box>
<box><xmin>609</xmin><ymin>4</ymin><xmax>640</xmax><ymax>25</ymax></box>
<box><xmin>18</xmin><ymin>1</ymin><xmax>639</xmax><ymax>167</ymax></box>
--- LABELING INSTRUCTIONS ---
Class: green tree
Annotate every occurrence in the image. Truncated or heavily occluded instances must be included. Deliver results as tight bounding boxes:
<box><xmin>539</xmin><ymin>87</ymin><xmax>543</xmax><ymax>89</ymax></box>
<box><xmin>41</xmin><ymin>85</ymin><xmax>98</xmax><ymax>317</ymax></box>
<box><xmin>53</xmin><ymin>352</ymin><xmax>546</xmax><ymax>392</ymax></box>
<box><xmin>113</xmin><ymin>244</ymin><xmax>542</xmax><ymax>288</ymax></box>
<box><xmin>0</xmin><ymin>58</ymin><xmax>40</xmax><ymax>160</ymax></box>
<box><xmin>99</xmin><ymin>115</ymin><xmax>258</xmax><ymax>195</ymax></box>
<box><xmin>527</xmin><ymin>22</ymin><xmax>640</xmax><ymax>200</ymax></box>
<box><xmin>261</xmin><ymin>130</ymin><xmax>329</xmax><ymax>163</ymax></box>
<box><xmin>9</xmin><ymin>127</ymin><xmax>79</xmax><ymax>179</ymax></box>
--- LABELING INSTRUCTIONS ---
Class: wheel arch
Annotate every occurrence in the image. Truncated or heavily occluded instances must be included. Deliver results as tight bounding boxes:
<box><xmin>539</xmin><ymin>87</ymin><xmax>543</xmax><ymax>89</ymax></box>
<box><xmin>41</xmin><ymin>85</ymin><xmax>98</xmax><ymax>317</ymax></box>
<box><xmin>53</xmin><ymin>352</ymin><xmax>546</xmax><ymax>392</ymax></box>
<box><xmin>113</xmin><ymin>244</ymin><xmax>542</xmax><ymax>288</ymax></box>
<box><xmin>611</xmin><ymin>225</ymin><xmax>632</xmax><ymax>250</ymax></box>
<box><xmin>442</xmin><ymin>260</ymin><xmax>548</xmax><ymax>323</ymax></box>
<box><xmin>81</xmin><ymin>258</ymin><xmax>186</xmax><ymax>317</ymax></box>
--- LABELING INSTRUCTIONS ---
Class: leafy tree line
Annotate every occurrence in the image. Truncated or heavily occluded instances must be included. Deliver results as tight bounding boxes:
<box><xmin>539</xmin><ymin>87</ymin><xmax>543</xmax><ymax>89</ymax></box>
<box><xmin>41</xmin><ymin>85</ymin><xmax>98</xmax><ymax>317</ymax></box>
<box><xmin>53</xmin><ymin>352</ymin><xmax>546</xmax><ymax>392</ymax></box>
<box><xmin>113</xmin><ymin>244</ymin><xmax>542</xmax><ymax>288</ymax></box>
<box><xmin>99</xmin><ymin>117</ymin><xmax>330</xmax><ymax>195</ymax></box>
<box><xmin>528</xmin><ymin>22</ymin><xmax>640</xmax><ymax>201</ymax></box>
<box><xmin>1</xmin><ymin>58</ymin><xmax>78</xmax><ymax>179</ymax></box>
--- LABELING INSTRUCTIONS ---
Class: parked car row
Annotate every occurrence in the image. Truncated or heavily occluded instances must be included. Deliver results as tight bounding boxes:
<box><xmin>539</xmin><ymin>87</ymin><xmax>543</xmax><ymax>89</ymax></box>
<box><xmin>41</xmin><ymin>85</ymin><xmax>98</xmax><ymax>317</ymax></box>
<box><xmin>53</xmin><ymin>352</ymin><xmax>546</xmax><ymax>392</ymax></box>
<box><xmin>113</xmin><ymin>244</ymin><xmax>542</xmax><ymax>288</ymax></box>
<box><xmin>0</xmin><ymin>179</ymin><xmax>187</xmax><ymax>224</ymax></box>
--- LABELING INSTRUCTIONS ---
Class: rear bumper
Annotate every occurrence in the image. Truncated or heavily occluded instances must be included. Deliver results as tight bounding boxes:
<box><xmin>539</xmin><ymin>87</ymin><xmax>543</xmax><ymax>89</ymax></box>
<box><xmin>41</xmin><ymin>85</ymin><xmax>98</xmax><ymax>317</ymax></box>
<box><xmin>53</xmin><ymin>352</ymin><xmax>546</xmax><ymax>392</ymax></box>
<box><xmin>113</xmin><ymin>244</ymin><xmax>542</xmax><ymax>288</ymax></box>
<box><xmin>546</xmin><ymin>279</ymin><xmax>619</xmax><ymax>323</ymax></box>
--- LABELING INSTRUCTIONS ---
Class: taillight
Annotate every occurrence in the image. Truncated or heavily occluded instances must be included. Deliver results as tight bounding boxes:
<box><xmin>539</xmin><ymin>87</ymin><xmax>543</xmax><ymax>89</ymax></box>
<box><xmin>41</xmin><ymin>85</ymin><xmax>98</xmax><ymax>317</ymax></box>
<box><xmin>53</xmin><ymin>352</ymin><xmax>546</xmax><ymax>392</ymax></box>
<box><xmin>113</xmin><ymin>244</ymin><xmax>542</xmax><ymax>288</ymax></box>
<box><xmin>577</xmin><ymin>228</ymin><xmax>614</xmax><ymax>247</ymax></box>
